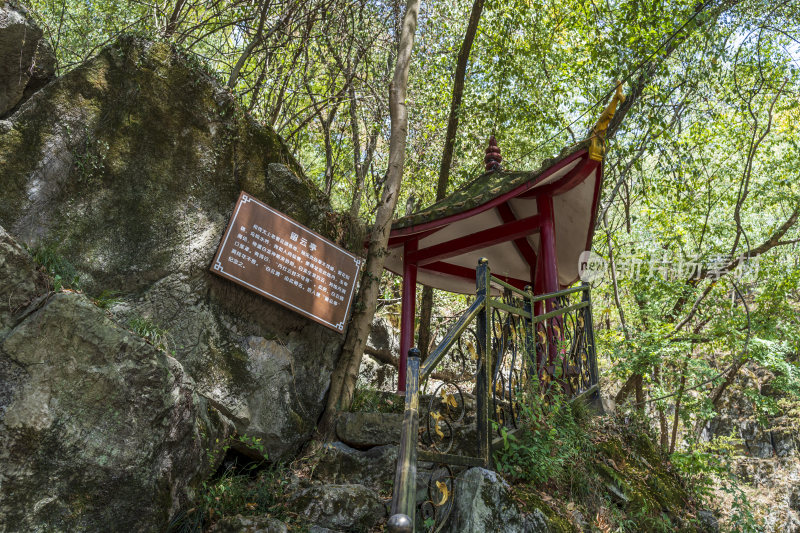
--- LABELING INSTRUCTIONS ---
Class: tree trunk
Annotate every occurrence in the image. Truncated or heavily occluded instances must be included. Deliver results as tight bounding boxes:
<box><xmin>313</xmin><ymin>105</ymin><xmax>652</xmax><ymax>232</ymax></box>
<box><xmin>319</xmin><ymin>0</ymin><xmax>421</xmax><ymax>437</ymax></box>
<box><xmin>163</xmin><ymin>0</ymin><xmax>187</xmax><ymax>38</ymax></box>
<box><xmin>417</xmin><ymin>286</ymin><xmax>434</xmax><ymax>359</ymax></box>
<box><xmin>669</xmin><ymin>357</ymin><xmax>688</xmax><ymax>454</ymax></box>
<box><xmin>227</xmin><ymin>1</ymin><xmax>273</xmax><ymax>88</ymax></box>
<box><xmin>653</xmin><ymin>364</ymin><xmax>669</xmax><ymax>451</ymax></box>
<box><xmin>415</xmin><ymin>0</ymin><xmax>484</xmax><ymax>359</ymax></box>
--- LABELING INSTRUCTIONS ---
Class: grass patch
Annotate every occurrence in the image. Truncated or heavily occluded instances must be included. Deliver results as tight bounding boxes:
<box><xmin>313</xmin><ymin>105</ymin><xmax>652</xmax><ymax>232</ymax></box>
<box><xmin>91</xmin><ymin>289</ymin><xmax>122</xmax><ymax>309</ymax></box>
<box><xmin>349</xmin><ymin>385</ymin><xmax>403</xmax><ymax>414</ymax></box>
<box><xmin>128</xmin><ymin>315</ymin><xmax>170</xmax><ymax>351</ymax></box>
<box><xmin>168</xmin><ymin>461</ymin><xmax>307</xmax><ymax>533</ymax></box>
<box><xmin>30</xmin><ymin>243</ymin><xmax>80</xmax><ymax>291</ymax></box>
<box><xmin>494</xmin><ymin>391</ymin><xmax>711</xmax><ymax>532</ymax></box>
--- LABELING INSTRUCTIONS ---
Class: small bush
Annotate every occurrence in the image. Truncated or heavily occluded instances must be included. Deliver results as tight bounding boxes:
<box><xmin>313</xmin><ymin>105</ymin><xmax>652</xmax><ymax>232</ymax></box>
<box><xmin>493</xmin><ymin>389</ymin><xmax>592</xmax><ymax>486</ymax></box>
<box><xmin>128</xmin><ymin>315</ymin><xmax>170</xmax><ymax>351</ymax></box>
<box><xmin>31</xmin><ymin>243</ymin><xmax>80</xmax><ymax>291</ymax></box>
<box><xmin>349</xmin><ymin>385</ymin><xmax>403</xmax><ymax>413</ymax></box>
<box><xmin>92</xmin><ymin>289</ymin><xmax>122</xmax><ymax>309</ymax></box>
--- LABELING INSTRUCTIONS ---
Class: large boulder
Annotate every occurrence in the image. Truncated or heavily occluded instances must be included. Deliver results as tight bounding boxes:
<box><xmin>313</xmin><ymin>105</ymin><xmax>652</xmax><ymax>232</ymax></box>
<box><xmin>336</xmin><ymin>411</ymin><xmax>403</xmax><ymax>448</ymax></box>
<box><xmin>289</xmin><ymin>483</ymin><xmax>387</xmax><ymax>531</ymax></box>
<box><xmin>0</xmin><ymin>1</ymin><xmax>55</xmax><ymax>116</ymax></box>
<box><xmin>313</xmin><ymin>442</ymin><xmax>398</xmax><ymax>489</ymax></box>
<box><xmin>443</xmin><ymin>468</ymin><xmax>549</xmax><ymax>533</ymax></box>
<box><xmin>0</xmin><ymin>35</ymin><xmax>358</xmax><ymax>461</ymax></box>
<box><xmin>209</xmin><ymin>515</ymin><xmax>289</xmax><ymax>533</ymax></box>
<box><xmin>0</xmin><ymin>284</ymin><xmax>233</xmax><ymax>530</ymax></box>
<box><xmin>358</xmin><ymin>316</ymin><xmax>400</xmax><ymax>392</ymax></box>
<box><xmin>0</xmin><ymin>225</ymin><xmax>47</xmax><ymax>334</ymax></box>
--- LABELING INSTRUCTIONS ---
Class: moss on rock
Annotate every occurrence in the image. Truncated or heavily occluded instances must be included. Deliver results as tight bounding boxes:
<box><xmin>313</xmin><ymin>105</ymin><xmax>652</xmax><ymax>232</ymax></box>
<box><xmin>0</xmin><ymin>35</ymin><xmax>351</xmax><ymax>295</ymax></box>
<box><xmin>0</xmin><ymin>32</ymin><xmax>358</xmax><ymax>488</ymax></box>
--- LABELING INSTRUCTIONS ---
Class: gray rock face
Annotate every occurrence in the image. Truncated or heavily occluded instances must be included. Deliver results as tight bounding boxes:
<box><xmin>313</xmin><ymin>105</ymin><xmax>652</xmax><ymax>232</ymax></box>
<box><xmin>229</xmin><ymin>335</ymin><xmax>337</xmax><ymax>460</ymax></box>
<box><xmin>0</xmin><ymin>289</ymin><xmax>233</xmax><ymax>531</ymax></box>
<box><xmin>702</xmin><ymin>367</ymin><xmax>800</xmax><ymax>532</ymax></box>
<box><xmin>290</xmin><ymin>483</ymin><xmax>387</xmax><ymax>531</ymax></box>
<box><xmin>443</xmin><ymin>467</ymin><xmax>550</xmax><ymax>533</ymax></box>
<box><xmin>701</xmin><ymin>369</ymin><xmax>799</xmax><ymax>459</ymax></box>
<box><xmin>791</xmin><ymin>486</ymin><xmax>800</xmax><ymax>512</ymax></box>
<box><xmin>359</xmin><ymin>352</ymin><xmax>398</xmax><ymax>392</ymax></box>
<box><xmin>0</xmin><ymin>35</ymin><xmax>356</xmax><ymax>461</ymax></box>
<box><xmin>0</xmin><ymin>1</ymin><xmax>55</xmax><ymax>116</ymax></box>
<box><xmin>697</xmin><ymin>510</ymin><xmax>719</xmax><ymax>532</ymax></box>
<box><xmin>336</xmin><ymin>411</ymin><xmax>403</xmax><ymax>448</ymax></box>
<box><xmin>313</xmin><ymin>441</ymin><xmax>398</xmax><ymax>490</ymax></box>
<box><xmin>0</xmin><ymin>33</ymin><xmax>360</xmax><ymax>531</ymax></box>
<box><xmin>0</xmin><ymin>225</ymin><xmax>46</xmax><ymax>334</ymax></box>
<box><xmin>358</xmin><ymin>316</ymin><xmax>400</xmax><ymax>392</ymax></box>
<box><xmin>209</xmin><ymin>514</ymin><xmax>289</xmax><ymax>533</ymax></box>
<box><xmin>367</xmin><ymin>316</ymin><xmax>399</xmax><ymax>355</ymax></box>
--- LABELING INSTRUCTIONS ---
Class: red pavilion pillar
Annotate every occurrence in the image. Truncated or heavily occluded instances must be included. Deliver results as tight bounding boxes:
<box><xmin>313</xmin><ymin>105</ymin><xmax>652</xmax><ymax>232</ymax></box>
<box><xmin>537</xmin><ymin>194</ymin><xmax>559</xmax><ymax>372</ymax></box>
<box><xmin>398</xmin><ymin>238</ymin><xmax>418</xmax><ymax>393</ymax></box>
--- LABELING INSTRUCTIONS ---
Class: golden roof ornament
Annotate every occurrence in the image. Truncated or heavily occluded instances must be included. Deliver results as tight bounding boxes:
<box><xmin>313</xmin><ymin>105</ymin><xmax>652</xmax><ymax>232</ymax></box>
<box><xmin>588</xmin><ymin>82</ymin><xmax>626</xmax><ymax>161</ymax></box>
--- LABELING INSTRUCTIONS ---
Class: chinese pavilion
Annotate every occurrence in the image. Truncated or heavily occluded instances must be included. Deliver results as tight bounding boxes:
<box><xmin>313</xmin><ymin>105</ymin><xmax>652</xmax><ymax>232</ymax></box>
<box><xmin>382</xmin><ymin>85</ymin><xmax>625</xmax><ymax>392</ymax></box>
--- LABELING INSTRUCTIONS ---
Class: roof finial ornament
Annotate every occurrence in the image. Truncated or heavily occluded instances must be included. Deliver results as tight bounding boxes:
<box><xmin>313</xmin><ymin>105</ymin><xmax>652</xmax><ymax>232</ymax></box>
<box><xmin>484</xmin><ymin>135</ymin><xmax>503</xmax><ymax>172</ymax></box>
<box><xmin>588</xmin><ymin>81</ymin><xmax>626</xmax><ymax>161</ymax></box>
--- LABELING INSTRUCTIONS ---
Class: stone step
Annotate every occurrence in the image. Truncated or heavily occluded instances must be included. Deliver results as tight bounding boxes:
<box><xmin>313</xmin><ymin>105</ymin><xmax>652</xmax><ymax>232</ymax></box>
<box><xmin>336</xmin><ymin>411</ymin><xmax>403</xmax><ymax>448</ymax></box>
<box><xmin>289</xmin><ymin>483</ymin><xmax>387</xmax><ymax>532</ymax></box>
<box><xmin>313</xmin><ymin>441</ymin><xmax>398</xmax><ymax>490</ymax></box>
<box><xmin>337</xmin><ymin>409</ymin><xmax>483</xmax><ymax>458</ymax></box>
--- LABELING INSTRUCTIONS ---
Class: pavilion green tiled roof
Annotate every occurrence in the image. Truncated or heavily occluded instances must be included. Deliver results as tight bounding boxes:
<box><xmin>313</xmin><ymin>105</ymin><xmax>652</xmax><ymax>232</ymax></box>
<box><xmin>391</xmin><ymin>140</ymin><xmax>590</xmax><ymax>231</ymax></box>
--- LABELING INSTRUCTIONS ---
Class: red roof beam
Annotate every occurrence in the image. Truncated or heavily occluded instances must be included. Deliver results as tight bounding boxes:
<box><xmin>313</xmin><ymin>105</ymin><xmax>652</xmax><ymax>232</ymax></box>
<box><xmin>422</xmin><ymin>261</ymin><xmax>529</xmax><ymax>290</ymax></box>
<box><xmin>386</xmin><ymin>227</ymin><xmax>443</xmax><ymax>249</ymax></box>
<box><xmin>408</xmin><ymin>213</ymin><xmax>544</xmax><ymax>266</ymax></box>
<box><xmin>518</xmin><ymin>157</ymin><xmax>598</xmax><ymax>199</ymax></box>
<box><xmin>495</xmin><ymin>202</ymin><xmax>538</xmax><ymax>269</ymax></box>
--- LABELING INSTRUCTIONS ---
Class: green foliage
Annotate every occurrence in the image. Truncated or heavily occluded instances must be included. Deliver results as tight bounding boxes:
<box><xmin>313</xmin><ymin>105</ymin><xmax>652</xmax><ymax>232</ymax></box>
<box><xmin>503</xmin><ymin>407</ymin><xmax>707</xmax><ymax>532</ymax></box>
<box><xmin>198</xmin><ymin>466</ymin><xmax>269</xmax><ymax>522</ymax></box>
<box><xmin>21</xmin><ymin>0</ymin><xmax>800</xmax><ymax>526</ymax></box>
<box><xmin>672</xmin><ymin>435</ymin><xmax>759</xmax><ymax>532</ymax></box>
<box><xmin>172</xmin><ymin>463</ymin><xmax>290</xmax><ymax>532</ymax></box>
<box><xmin>671</xmin><ymin>435</ymin><xmax>740</xmax><ymax>499</ymax></box>
<box><xmin>67</xmin><ymin>125</ymin><xmax>109</xmax><ymax>184</ymax></box>
<box><xmin>348</xmin><ymin>385</ymin><xmax>403</xmax><ymax>414</ymax></box>
<box><xmin>31</xmin><ymin>243</ymin><xmax>80</xmax><ymax>291</ymax></box>
<box><xmin>91</xmin><ymin>290</ymin><xmax>122</xmax><ymax>309</ymax></box>
<box><xmin>750</xmin><ymin>338</ymin><xmax>800</xmax><ymax>397</ymax></box>
<box><xmin>169</xmin><ymin>433</ymin><xmax>276</xmax><ymax>532</ymax></box>
<box><xmin>493</xmin><ymin>390</ymin><xmax>591</xmax><ymax>486</ymax></box>
<box><xmin>235</xmin><ymin>434</ymin><xmax>267</xmax><ymax>457</ymax></box>
<box><xmin>128</xmin><ymin>315</ymin><xmax>170</xmax><ymax>351</ymax></box>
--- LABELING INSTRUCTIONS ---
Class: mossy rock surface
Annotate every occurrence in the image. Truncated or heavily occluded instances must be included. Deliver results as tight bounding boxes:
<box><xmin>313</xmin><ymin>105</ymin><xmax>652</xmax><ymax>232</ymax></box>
<box><xmin>0</xmin><ymin>35</ymin><xmax>351</xmax><ymax>293</ymax></box>
<box><xmin>503</xmin><ymin>415</ymin><xmax>713</xmax><ymax>532</ymax></box>
<box><xmin>0</xmin><ymin>34</ymin><xmax>360</xmax><ymax>528</ymax></box>
<box><xmin>0</xmin><ymin>1</ymin><xmax>55</xmax><ymax>116</ymax></box>
<box><xmin>0</xmin><ymin>288</ymin><xmax>233</xmax><ymax>531</ymax></box>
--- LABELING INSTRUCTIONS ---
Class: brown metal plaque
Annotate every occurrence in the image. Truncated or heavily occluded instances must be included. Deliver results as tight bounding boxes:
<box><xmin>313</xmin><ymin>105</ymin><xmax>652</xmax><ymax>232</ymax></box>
<box><xmin>211</xmin><ymin>191</ymin><xmax>362</xmax><ymax>333</ymax></box>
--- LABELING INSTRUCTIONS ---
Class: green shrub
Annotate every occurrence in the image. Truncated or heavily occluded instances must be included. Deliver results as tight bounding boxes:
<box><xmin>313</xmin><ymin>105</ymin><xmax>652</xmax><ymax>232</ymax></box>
<box><xmin>128</xmin><ymin>315</ymin><xmax>170</xmax><ymax>351</ymax></box>
<box><xmin>349</xmin><ymin>385</ymin><xmax>403</xmax><ymax>413</ymax></box>
<box><xmin>92</xmin><ymin>289</ymin><xmax>122</xmax><ymax>309</ymax></box>
<box><xmin>493</xmin><ymin>389</ymin><xmax>592</xmax><ymax>486</ymax></box>
<box><xmin>30</xmin><ymin>243</ymin><xmax>80</xmax><ymax>291</ymax></box>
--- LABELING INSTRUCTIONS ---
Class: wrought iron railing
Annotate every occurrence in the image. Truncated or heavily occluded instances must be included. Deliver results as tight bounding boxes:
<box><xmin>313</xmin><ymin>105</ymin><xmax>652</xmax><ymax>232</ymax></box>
<box><xmin>387</xmin><ymin>259</ymin><xmax>600</xmax><ymax>533</ymax></box>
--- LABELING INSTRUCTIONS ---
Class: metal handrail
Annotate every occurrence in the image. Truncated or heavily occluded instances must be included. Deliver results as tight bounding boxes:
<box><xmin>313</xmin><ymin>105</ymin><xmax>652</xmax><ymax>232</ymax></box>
<box><xmin>527</xmin><ymin>283</ymin><xmax>586</xmax><ymax>303</ymax></box>
<box><xmin>490</xmin><ymin>276</ymin><xmax>528</xmax><ymax>298</ymax></box>
<box><xmin>420</xmin><ymin>295</ymin><xmax>486</xmax><ymax>380</ymax></box>
<box><xmin>388</xmin><ymin>260</ymin><xmax>599</xmax><ymax>532</ymax></box>
<box><xmin>388</xmin><ymin>350</ymin><xmax>421</xmax><ymax>532</ymax></box>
